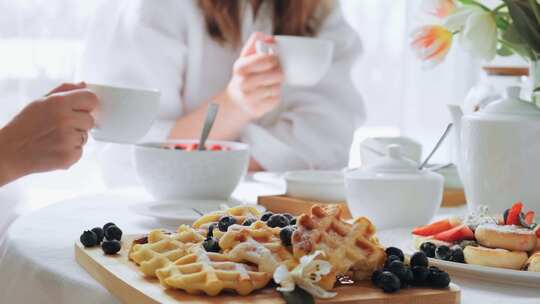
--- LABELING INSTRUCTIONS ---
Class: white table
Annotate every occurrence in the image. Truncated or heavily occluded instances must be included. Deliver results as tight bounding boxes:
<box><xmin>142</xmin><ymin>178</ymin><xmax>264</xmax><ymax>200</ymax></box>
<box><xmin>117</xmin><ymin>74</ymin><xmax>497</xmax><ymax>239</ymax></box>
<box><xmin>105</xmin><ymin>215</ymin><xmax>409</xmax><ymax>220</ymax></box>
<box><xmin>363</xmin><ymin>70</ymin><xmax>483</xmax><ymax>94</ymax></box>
<box><xmin>0</xmin><ymin>184</ymin><xmax>539</xmax><ymax>304</ymax></box>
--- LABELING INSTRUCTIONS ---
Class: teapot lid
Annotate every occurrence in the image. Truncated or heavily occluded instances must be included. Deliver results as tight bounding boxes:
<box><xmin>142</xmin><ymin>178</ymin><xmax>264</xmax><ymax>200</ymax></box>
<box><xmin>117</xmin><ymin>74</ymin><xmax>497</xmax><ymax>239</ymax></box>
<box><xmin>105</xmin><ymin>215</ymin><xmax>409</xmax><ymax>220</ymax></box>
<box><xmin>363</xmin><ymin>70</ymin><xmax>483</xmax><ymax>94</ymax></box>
<box><xmin>482</xmin><ymin>86</ymin><xmax>540</xmax><ymax>116</ymax></box>
<box><xmin>364</xmin><ymin>144</ymin><xmax>419</xmax><ymax>174</ymax></box>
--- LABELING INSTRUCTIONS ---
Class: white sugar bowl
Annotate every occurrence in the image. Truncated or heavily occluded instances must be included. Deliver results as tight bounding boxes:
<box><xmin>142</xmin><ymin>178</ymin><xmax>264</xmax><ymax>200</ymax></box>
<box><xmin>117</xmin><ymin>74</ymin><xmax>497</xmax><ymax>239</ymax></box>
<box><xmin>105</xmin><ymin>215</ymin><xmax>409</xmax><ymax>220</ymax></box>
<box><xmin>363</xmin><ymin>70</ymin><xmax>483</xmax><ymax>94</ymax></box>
<box><xmin>345</xmin><ymin>144</ymin><xmax>444</xmax><ymax>230</ymax></box>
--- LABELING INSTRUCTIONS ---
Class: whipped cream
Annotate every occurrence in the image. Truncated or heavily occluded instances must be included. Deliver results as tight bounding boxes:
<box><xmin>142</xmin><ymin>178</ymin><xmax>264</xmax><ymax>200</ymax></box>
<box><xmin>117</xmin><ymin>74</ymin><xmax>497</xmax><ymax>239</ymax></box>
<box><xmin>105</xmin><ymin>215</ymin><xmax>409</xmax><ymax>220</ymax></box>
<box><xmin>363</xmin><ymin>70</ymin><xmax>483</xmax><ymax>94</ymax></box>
<box><xmin>462</xmin><ymin>205</ymin><xmax>497</xmax><ymax>230</ymax></box>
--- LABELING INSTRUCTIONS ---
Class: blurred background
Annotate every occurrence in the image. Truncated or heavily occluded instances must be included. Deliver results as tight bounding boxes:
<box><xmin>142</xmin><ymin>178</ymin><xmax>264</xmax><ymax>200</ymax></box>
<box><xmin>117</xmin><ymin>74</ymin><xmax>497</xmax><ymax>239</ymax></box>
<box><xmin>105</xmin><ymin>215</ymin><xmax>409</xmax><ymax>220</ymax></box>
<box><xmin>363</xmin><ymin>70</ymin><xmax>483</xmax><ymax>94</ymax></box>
<box><xmin>0</xmin><ymin>0</ymin><xmax>527</xmax><ymax>212</ymax></box>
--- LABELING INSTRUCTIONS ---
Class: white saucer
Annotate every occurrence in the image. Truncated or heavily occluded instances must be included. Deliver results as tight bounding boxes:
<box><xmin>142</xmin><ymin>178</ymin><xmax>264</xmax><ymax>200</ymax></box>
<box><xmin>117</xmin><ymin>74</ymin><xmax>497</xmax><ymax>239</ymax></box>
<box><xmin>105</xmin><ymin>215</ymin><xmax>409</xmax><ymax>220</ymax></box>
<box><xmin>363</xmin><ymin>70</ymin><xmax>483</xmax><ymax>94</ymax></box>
<box><xmin>130</xmin><ymin>199</ymin><xmax>264</xmax><ymax>226</ymax></box>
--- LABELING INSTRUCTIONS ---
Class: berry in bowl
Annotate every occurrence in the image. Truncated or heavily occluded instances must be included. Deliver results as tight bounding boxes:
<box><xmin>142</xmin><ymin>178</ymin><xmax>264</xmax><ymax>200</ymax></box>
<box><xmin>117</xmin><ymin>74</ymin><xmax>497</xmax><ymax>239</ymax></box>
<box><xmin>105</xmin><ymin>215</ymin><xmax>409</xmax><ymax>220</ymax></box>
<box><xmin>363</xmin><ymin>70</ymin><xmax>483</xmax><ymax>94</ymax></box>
<box><xmin>134</xmin><ymin>140</ymin><xmax>249</xmax><ymax>201</ymax></box>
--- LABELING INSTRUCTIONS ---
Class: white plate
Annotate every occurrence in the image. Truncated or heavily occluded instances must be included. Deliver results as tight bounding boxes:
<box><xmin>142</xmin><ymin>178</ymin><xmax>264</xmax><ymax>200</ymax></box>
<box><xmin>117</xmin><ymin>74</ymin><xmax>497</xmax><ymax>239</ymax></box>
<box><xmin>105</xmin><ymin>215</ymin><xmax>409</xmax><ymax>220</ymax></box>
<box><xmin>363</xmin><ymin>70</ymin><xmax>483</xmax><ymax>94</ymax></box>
<box><xmin>130</xmin><ymin>200</ymin><xmax>265</xmax><ymax>226</ymax></box>
<box><xmin>377</xmin><ymin>227</ymin><xmax>540</xmax><ymax>288</ymax></box>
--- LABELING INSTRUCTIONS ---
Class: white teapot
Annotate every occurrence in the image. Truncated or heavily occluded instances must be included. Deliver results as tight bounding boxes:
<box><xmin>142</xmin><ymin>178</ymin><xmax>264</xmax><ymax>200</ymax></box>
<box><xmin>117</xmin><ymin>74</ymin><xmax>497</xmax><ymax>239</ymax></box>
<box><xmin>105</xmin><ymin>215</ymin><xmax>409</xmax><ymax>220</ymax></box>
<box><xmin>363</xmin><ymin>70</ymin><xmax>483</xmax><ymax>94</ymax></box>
<box><xmin>448</xmin><ymin>86</ymin><xmax>540</xmax><ymax>213</ymax></box>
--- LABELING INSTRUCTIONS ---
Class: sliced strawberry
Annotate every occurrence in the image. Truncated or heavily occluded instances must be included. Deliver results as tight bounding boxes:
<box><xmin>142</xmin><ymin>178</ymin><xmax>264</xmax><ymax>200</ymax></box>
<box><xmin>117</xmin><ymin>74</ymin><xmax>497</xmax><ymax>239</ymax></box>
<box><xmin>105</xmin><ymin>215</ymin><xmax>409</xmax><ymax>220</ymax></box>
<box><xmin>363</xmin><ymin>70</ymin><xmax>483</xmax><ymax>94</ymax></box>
<box><xmin>536</xmin><ymin>226</ymin><xmax>540</xmax><ymax>238</ymax></box>
<box><xmin>506</xmin><ymin>201</ymin><xmax>523</xmax><ymax>225</ymax></box>
<box><xmin>209</xmin><ymin>144</ymin><xmax>223</xmax><ymax>151</ymax></box>
<box><xmin>412</xmin><ymin>219</ymin><xmax>454</xmax><ymax>236</ymax></box>
<box><xmin>434</xmin><ymin>224</ymin><xmax>474</xmax><ymax>242</ymax></box>
<box><xmin>524</xmin><ymin>211</ymin><xmax>535</xmax><ymax>225</ymax></box>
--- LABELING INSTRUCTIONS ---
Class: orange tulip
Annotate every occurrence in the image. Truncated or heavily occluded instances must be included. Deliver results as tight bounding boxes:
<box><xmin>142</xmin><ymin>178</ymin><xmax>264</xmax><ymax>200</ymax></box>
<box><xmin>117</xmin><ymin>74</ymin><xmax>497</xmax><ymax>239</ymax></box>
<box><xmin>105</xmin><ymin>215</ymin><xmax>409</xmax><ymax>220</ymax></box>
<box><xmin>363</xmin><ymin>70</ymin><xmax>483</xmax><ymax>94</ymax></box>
<box><xmin>411</xmin><ymin>25</ymin><xmax>453</xmax><ymax>67</ymax></box>
<box><xmin>422</xmin><ymin>0</ymin><xmax>457</xmax><ymax>18</ymax></box>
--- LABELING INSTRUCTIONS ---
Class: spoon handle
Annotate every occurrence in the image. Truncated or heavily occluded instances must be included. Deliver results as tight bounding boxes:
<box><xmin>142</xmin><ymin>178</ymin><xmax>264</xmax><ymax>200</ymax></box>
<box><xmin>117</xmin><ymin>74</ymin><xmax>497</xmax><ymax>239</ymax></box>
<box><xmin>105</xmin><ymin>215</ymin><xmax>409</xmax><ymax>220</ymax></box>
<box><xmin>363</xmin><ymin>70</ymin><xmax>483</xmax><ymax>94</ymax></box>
<box><xmin>419</xmin><ymin>123</ymin><xmax>453</xmax><ymax>170</ymax></box>
<box><xmin>198</xmin><ymin>103</ymin><xmax>219</xmax><ymax>151</ymax></box>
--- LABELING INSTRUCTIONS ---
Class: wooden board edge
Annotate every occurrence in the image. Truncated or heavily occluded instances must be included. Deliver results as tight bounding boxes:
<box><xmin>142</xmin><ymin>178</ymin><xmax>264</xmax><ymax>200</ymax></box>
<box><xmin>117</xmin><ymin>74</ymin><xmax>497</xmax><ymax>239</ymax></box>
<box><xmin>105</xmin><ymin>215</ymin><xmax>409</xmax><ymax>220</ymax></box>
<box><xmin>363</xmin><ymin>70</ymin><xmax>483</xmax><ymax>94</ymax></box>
<box><xmin>75</xmin><ymin>243</ymin><xmax>159</xmax><ymax>304</ymax></box>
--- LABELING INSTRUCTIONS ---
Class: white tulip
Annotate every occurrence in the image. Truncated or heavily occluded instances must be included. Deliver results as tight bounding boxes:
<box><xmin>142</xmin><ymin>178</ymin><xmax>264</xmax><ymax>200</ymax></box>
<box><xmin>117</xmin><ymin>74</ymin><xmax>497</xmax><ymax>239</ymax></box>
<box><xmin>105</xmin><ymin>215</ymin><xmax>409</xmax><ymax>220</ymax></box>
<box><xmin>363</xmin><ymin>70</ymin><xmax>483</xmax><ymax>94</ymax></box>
<box><xmin>459</xmin><ymin>10</ymin><xmax>498</xmax><ymax>61</ymax></box>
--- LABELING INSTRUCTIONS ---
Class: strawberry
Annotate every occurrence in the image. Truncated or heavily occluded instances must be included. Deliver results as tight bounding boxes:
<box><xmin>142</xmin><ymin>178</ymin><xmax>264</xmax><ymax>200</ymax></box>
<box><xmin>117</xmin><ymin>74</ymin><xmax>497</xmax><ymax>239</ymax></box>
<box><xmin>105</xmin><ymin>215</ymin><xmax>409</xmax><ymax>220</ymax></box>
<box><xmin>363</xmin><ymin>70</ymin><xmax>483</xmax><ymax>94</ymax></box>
<box><xmin>524</xmin><ymin>211</ymin><xmax>535</xmax><ymax>225</ymax></box>
<box><xmin>506</xmin><ymin>201</ymin><xmax>523</xmax><ymax>225</ymax></box>
<box><xmin>209</xmin><ymin>144</ymin><xmax>223</xmax><ymax>151</ymax></box>
<box><xmin>434</xmin><ymin>224</ymin><xmax>474</xmax><ymax>242</ymax></box>
<box><xmin>412</xmin><ymin>219</ymin><xmax>454</xmax><ymax>236</ymax></box>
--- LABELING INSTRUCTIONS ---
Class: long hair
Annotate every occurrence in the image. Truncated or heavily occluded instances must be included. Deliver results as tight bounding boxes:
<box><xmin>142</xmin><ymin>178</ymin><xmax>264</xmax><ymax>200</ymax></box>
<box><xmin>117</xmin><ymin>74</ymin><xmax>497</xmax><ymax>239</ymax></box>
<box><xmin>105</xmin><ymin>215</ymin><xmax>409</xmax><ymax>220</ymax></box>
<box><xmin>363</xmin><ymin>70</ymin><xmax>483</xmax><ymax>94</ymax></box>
<box><xmin>198</xmin><ymin>0</ymin><xmax>331</xmax><ymax>47</ymax></box>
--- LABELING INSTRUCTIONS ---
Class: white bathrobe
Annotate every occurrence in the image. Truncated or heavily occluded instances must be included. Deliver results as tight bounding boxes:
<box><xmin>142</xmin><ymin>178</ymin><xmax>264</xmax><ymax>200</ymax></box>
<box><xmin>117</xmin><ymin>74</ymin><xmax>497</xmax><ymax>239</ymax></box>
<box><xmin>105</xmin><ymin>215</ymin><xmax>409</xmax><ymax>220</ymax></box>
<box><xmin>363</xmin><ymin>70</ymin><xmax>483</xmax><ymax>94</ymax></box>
<box><xmin>79</xmin><ymin>0</ymin><xmax>364</xmax><ymax>172</ymax></box>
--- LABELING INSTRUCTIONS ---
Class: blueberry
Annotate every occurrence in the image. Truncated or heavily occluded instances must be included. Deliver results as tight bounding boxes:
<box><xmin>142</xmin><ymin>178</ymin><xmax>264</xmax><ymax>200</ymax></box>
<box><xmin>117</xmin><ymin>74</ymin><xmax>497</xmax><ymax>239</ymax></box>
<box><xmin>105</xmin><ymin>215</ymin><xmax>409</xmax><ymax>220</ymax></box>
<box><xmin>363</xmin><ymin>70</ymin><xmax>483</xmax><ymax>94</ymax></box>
<box><xmin>435</xmin><ymin>245</ymin><xmax>452</xmax><ymax>261</ymax></box>
<box><xmin>411</xmin><ymin>266</ymin><xmax>430</xmax><ymax>286</ymax></box>
<box><xmin>218</xmin><ymin>216</ymin><xmax>237</xmax><ymax>232</ymax></box>
<box><xmin>207</xmin><ymin>223</ymin><xmax>217</xmax><ymax>238</ymax></box>
<box><xmin>378</xmin><ymin>271</ymin><xmax>401</xmax><ymax>293</ymax></box>
<box><xmin>242</xmin><ymin>217</ymin><xmax>257</xmax><ymax>226</ymax></box>
<box><xmin>280</xmin><ymin>226</ymin><xmax>295</xmax><ymax>246</ymax></box>
<box><xmin>428</xmin><ymin>269</ymin><xmax>451</xmax><ymax>288</ymax></box>
<box><xmin>102</xmin><ymin>240</ymin><xmax>121</xmax><ymax>255</ymax></box>
<box><xmin>260</xmin><ymin>212</ymin><xmax>273</xmax><ymax>222</ymax></box>
<box><xmin>103</xmin><ymin>222</ymin><xmax>116</xmax><ymax>232</ymax></box>
<box><xmin>420</xmin><ymin>242</ymin><xmax>437</xmax><ymax>258</ymax></box>
<box><xmin>385</xmin><ymin>247</ymin><xmax>404</xmax><ymax>262</ymax></box>
<box><xmin>267</xmin><ymin>214</ymin><xmax>289</xmax><ymax>228</ymax></box>
<box><xmin>105</xmin><ymin>225</ymin><xmax>123</xmax><ymax>241</ymax></box>
<box><xmin>289</xmin><ymin>218</ymin><xmax>297</xmax><ymax>226</ymax></box>
<box><xmin>401</xmin><ymin>266</ymin><xmax>414</xmax><ymax>287</ymax></box>
<box><xmin>429</xmin><ymin>266</ymin><xmax>442</xmax><ymax>273</ymax></box>
<box><xmin>384</xmin><ymin>255</ymin><xmax>401</xmax><ymax>269</ymax></box>
<box><xmin>371</xmin><ymin>269</ymin><xmax>383</xmax><ymax>287</ymax></box>
<box><xmin>283</xmin><ymin>213</ymin><xmax>294</xmax><ymax>222</ymax></box>
<box><xmin>387</xmin><ymin>260</ymin><xmax>406</xmax><ymax>279</ymax></box>
<box><xmin>449</xmin><ymin>247</ymin><xmax>465</xmax><ymax>263</ymax></box>
<box><xmin>203</xmin><ymin>237</ymin><xmax>220</xmax><ymax>253</ymax></box>
<box><xmin>410</xmin><ymin>251</ymin><xmax>429</xmax><ymax>267</ymax></box>
<box><xmin>203</xmin><ymin>225</ymin><xmax>221</xmax><ymax>253</ymax></box>
<box><xmin>91</xmin><ymin>227</ymin><xmax>104</xmax><ymax>244</ymax></box>
<box><xmin>80</xmin><ymin>230</ymin><xmax>98</xmax><ymax>247</ymax></box>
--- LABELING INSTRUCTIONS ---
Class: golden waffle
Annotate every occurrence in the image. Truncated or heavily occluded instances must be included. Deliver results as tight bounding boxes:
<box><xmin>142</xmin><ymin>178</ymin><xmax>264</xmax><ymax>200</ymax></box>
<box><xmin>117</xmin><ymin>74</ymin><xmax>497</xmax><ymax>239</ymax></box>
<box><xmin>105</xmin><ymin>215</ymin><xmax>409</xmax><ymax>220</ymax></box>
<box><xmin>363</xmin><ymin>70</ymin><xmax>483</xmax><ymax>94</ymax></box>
<box><xmin>192</xmin><ymin>205</ymin><xmax>261</xmax><ymax>230</ymax></box>
<box><xmin>292</xmin><ymin>205</ymin><xmax>386</xmax><ymax>288</ymax></box>
<box><xmin>129</xmin><ymin>226</ymin><xmax>205</xmax><ymax>277</ymax></box>
<box><xmin>155</xmin><ymin>246</ymin><xmax>271</xmax><ymax>296</ymax></box>
<box><xmin>219</xmin><ymin>221</ymin><xmax>296</xmax><ymax>274</ymax></box>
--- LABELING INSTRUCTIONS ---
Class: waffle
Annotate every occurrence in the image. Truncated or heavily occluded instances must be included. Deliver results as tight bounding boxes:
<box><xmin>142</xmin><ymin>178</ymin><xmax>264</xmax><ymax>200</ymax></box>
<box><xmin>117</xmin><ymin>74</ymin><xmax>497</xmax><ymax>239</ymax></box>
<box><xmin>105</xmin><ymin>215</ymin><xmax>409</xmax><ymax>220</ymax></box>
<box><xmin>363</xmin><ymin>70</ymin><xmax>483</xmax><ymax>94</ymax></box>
<box><xmin>155</xmin><ymin>246</ymin><xmax>271</xmax><ymax>296</ymax></box>
<box><xmin>192</xmin><ymin>205</ymin><xmax>261</xmax><ymax>230</ymax></box>
<box><xmin>219</xmin><ymin>221</ymin><xmax>297</xmax><ymax>274</ymax></box>
<box><xmin>129</xmin><ymin>226</ymin><xmax>205</xmax><ymax>277</ymax></box>
<box><xmin>292</xmin><ymin>205</ymin><xmax>386</xmax><ymax>288</ymax></box>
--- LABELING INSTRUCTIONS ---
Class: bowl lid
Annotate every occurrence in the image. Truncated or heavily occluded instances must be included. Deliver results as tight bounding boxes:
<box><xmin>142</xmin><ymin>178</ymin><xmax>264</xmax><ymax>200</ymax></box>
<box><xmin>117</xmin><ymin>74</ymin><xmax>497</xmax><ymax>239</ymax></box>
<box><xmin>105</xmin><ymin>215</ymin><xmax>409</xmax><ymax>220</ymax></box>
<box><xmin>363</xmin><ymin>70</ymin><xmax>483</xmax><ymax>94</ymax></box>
<box><xmin>480</xmin><ymin>86</ymin><xmax>540</xmax><ymax>117</ymax></box>
<box><xmin>349</xmin><ymin>144</ymin><xmax>419</xmax><ymax>177</ymax></box>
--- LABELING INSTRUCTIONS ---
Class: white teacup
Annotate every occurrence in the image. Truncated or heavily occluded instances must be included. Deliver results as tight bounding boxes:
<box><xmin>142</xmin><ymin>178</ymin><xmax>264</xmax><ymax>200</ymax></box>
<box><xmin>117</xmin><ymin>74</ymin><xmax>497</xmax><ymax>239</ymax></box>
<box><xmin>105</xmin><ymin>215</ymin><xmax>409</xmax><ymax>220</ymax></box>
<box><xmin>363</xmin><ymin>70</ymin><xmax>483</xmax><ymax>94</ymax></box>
<box><xmin>88</xmin><ymin>84</ymin><xmax>160</xmax><ymax>144</ymax></box>
<box><xmin>258</xmin><ymin>36</ymin><xmax>334</xmax><ymax>86</ymax></box>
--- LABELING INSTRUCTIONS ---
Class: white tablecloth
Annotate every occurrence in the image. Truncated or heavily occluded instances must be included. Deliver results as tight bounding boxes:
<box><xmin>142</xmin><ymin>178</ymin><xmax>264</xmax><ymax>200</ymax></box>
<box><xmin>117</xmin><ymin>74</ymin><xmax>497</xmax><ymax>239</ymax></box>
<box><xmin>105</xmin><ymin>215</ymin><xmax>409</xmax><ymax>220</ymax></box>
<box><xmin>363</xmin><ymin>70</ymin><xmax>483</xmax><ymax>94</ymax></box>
<box><xmin>0</xmin><ymin>184</ymin><xmax>539</xmax><ymax>304</ymax></box>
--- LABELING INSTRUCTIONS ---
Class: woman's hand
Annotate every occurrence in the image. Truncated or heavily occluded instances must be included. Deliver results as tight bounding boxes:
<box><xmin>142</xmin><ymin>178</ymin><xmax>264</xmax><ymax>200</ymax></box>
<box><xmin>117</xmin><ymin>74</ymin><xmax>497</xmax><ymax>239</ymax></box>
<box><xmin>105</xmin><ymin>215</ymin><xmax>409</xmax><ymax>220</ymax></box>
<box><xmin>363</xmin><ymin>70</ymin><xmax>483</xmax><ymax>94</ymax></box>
<box><xmin>0</xmin><ymin>82</ymin><xmax>98</xmax><ymax>186</ymax></box>
<box><xmin>224</xmin><ymin>32</ymin><xmax>284</xmax><ymax>120</ymax></box>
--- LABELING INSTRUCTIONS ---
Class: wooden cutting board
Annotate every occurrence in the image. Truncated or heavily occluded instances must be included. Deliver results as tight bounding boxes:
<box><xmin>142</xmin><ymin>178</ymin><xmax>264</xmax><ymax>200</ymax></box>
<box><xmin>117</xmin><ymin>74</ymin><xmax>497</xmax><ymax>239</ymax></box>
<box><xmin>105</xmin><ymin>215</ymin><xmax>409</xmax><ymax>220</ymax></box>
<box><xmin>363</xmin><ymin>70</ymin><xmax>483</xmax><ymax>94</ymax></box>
<box><xmin>75</xmin><ymin>235</ymin><xmax>460</xmax><ymax>304</ymax></box>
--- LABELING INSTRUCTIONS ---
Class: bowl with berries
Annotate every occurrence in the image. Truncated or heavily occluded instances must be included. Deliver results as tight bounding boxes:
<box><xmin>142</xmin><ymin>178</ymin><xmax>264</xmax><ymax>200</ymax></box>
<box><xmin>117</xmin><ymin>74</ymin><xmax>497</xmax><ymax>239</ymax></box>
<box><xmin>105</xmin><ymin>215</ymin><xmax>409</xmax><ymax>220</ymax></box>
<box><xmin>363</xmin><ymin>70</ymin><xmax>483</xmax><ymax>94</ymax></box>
<box><xmin>134</xmin><ymin>140</ymin><xmax>249</xmax><ymax>201</ymax></box>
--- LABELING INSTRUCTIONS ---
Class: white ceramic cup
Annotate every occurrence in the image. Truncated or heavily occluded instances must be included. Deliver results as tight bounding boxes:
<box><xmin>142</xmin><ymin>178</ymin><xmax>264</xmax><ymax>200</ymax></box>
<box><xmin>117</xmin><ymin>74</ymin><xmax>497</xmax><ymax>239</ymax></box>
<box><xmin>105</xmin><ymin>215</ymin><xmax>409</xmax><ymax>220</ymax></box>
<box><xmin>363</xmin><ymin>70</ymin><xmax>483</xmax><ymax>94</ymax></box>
<box><xmin>258</xmin><ymin>36</ymin><xmax>334</xmax><ymax>86</ymax></box>
<box><xmin>88</xmin><ymin>84</ymin><xmax>160</xmax><ymax>144</ymax></box>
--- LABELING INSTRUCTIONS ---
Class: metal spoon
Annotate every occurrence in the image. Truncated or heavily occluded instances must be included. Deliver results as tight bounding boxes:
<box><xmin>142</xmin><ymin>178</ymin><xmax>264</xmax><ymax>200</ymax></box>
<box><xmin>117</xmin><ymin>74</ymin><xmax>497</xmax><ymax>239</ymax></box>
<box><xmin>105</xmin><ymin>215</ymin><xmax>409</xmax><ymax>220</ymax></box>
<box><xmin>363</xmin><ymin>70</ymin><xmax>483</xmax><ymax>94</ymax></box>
<box><xmin>418</xmin><ymin>123</ymin><xmax>453</xmax><ymax>170</ymax></box>
<box><xmin>198</xmin><ymin>103</ymin><xmax>219</xmax><ymax>151</ymax></box>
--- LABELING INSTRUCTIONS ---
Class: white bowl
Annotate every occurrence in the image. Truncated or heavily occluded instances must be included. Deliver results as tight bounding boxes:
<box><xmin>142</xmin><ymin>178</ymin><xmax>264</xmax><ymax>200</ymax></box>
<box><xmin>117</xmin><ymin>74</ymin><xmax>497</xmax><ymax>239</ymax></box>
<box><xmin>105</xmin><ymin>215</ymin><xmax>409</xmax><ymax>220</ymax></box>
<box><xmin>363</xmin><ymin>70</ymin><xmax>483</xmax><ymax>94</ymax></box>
<box><xmin>134</xmin><ymin>140</ymin><xmax>249</xmax><ymax>201</ymax></box>
<box><xmin>345</xmin><ymin>171</ymin><xmax>443</xmax><ymax>230</ymax></box>
<box><xmin>275</xmin><ymin>36</ymin><xmax>334</xmax><ymax>86</ymax></box>
<box><xmin>284</xmin><ymin>170</ymin><xmax>345</xmax><ymax>203</ymax></box>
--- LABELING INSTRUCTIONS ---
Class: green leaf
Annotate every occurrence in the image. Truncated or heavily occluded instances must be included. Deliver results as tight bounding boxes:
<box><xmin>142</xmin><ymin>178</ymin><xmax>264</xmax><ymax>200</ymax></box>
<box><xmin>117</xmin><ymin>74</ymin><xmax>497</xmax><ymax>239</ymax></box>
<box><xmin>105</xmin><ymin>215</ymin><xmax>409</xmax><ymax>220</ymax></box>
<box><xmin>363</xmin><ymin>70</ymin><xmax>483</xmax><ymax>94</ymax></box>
<box><xmin>497</xmin><ymin>44</ymin><xmax>515</xmax><ymax>56</ymax></box>
<box><xmin>534</xmin><ymin>87</ymin><xmax>540</xmax><ymax>93</ymax></box>
<box><xmin>280</xmin><ymin>288</ymin><xmax>315</xmax><ymax>304</ymax></box>
<box><xmin>495</xmin><ymin>14</ymin><xmax>510</xmax><ymax>31</ymax></box>
<box><xmin>503</xmin><ymin>0</ymin><xmax>540</xmax><ymax>53</ymax></box>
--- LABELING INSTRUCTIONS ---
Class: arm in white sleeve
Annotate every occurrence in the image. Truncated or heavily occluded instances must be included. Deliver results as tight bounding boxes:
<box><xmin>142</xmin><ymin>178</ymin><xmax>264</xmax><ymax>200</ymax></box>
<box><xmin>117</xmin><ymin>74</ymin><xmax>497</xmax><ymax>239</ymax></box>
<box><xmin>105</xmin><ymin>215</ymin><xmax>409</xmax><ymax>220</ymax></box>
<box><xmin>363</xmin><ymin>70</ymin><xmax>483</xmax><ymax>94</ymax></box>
<box><xmin>77</xmin><ymin>0</ymin><xmax>187</xmax><ymax>141</ymax></box>
<box><xmin>242</xmin><ymin>2</ymin><xmax>365</xmax><ymax>171</ymax></box>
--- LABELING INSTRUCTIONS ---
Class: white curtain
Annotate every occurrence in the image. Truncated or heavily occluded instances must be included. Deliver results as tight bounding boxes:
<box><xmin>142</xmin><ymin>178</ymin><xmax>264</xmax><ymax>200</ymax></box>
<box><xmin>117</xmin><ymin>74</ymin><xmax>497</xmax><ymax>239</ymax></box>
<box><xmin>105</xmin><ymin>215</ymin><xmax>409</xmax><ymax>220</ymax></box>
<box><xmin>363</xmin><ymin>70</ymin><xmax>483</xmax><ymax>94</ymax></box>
<box><xmin>0</xmin><ymin>0</ymin><xmax>481</xmax><ymax>211</ymax></box>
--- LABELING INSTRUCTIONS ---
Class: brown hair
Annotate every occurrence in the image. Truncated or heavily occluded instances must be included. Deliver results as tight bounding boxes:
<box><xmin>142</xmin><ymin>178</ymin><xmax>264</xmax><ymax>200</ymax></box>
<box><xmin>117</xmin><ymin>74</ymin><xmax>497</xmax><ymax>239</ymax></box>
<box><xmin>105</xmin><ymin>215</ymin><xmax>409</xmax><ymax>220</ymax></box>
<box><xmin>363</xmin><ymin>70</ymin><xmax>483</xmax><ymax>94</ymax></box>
<box><xmin>198</xmin><ymin>0</ymin><xmax>331</xmax><ymax>47</ymax></box>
